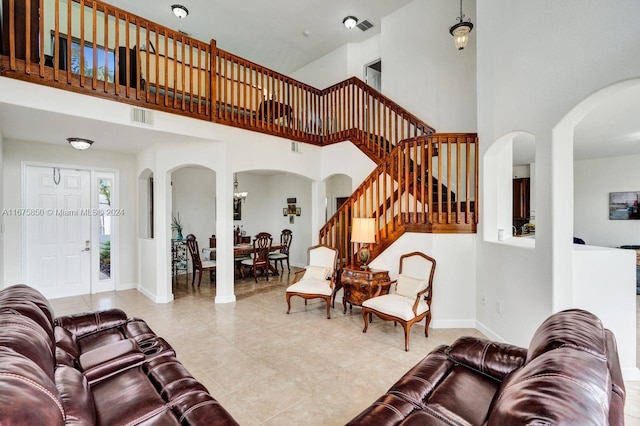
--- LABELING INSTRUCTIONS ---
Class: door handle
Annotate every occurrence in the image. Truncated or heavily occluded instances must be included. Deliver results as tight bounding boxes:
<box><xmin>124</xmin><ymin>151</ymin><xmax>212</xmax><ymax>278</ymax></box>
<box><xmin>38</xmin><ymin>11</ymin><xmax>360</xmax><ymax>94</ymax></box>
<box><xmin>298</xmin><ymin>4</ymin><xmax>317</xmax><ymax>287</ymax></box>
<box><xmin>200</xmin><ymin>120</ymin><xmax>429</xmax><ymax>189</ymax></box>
<box><xmin>81</xmin><ymin>240</ymin><xmax>90</xmax><ymax>252</ymax></box>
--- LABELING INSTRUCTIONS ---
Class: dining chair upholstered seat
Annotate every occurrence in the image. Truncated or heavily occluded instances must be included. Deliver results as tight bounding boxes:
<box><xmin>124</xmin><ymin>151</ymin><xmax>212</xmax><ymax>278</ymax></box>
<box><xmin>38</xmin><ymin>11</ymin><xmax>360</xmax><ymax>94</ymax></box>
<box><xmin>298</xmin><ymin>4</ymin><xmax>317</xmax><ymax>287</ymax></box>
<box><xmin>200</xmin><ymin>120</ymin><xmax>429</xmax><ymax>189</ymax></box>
<box><xmin>286</xmin><ymin>244</ymin><xmax>338</xmax><ymax>319</ymax></box>
<box><xmin>361</xmin><ymin>252</ymin><xmax>436</xmax><ymax>351</ymax></box>
<box><xmin>269</xmin><ymin>229</ymin><xmax>292</xmax><ymax>273</ymax></box>
<box><xmin>185</xmin><ymin>234</ymin><xmax>216</xmax><ymax>287</ymax></box>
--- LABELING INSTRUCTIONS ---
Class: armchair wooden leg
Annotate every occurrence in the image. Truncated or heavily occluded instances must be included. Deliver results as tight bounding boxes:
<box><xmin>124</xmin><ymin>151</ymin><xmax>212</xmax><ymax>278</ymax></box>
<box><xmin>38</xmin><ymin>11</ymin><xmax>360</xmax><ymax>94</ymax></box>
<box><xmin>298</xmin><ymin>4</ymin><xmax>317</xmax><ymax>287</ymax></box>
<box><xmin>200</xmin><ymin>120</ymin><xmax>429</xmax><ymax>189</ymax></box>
<box><xmin>286</xmin><ymin>293</ymin><xmax>292</xmax><ymax>314</ymax></box>
<box><xmin>325</xmin><ymin>297</ymin><xmax>331</xmax><ymax>319</ymax></box>
<box><xmin>362</xmin><ymin>308</ymin><xmax>370</xmax><ymax>333</ymax></box>
<box><xmin>403</xmin><ymin>324</ymin><xmax>411</xmax><ymax>351</ymax></box>
<box><xmin>425</xmin><ymin>312</ymin><xmax>432</xmax><ymax>338</ymax></box>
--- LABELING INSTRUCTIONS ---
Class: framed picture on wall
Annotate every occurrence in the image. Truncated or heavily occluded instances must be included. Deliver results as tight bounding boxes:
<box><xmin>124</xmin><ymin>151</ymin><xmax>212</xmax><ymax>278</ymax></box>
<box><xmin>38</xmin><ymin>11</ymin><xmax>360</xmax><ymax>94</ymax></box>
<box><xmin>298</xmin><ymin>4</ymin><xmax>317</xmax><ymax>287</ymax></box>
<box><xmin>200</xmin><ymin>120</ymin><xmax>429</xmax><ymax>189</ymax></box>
<box><xmin>283</xmin><ymin>208</ymin><xmax>288</xmax><ymax>216</ymax></box>
<box><xmin>295</xmin><ymin>207</ymin><xmax>301</xmax><ymax>216</ymax></box>
<box><xmin>609</xmin><ymin>191</ymin><xmax>640</xmax><ymax>220</ymax></box>
<box><xmin>234</xmin><ymin>202</ymin><xmax>242</xmax><ymax>221</ymax></box>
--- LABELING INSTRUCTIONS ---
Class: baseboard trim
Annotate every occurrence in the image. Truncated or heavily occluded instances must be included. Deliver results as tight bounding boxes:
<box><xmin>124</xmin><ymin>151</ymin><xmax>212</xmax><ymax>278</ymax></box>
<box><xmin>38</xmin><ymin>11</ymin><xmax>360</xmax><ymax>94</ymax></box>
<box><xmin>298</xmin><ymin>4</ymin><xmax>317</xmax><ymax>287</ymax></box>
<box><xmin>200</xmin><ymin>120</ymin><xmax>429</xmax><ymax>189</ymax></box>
<box><xmin>215</xmin><ymin>294</ymin><xmax>236</xmax><ymax>304</ymax></box>
<box><xmin>431</xmin><ymin>319</ymin><xmax>476</xmax><ymax>329</ymax></box>
<box><xmin>116</xmin><ymin>282</ymin><xmax>137</xmax><ymax>291</ymax></box>
<box><xmin>475</xmin><ymin>320</ymin><xmax>507</xmax><ymax>342</ymax></box>
<box><xmin>137</xmin><ymin>285</ymin><xmax>158</xmax><ymax>303</ymax></box>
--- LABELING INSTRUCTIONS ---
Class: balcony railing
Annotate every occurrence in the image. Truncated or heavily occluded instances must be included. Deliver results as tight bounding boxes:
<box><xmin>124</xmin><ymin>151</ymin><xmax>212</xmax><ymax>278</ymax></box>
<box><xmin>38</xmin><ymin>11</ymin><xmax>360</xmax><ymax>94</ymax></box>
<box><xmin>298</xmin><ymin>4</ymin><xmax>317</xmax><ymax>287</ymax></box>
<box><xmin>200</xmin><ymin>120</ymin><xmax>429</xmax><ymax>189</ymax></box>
<box><xmin>1</xmin><ymin>0</ymin><xmax>477</xmax><ymax>243</ymax></box>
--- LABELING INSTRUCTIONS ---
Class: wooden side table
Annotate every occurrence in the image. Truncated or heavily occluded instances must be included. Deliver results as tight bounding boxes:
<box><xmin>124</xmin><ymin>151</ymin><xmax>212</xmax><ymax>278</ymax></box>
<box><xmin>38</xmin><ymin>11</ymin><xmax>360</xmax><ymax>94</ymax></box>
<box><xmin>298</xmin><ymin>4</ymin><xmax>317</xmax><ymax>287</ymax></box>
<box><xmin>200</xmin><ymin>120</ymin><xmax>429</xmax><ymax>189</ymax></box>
<box><xmin>341</xmin><ymin>265</ymin><xmax>390</xmax><ymax>314</ymax></box>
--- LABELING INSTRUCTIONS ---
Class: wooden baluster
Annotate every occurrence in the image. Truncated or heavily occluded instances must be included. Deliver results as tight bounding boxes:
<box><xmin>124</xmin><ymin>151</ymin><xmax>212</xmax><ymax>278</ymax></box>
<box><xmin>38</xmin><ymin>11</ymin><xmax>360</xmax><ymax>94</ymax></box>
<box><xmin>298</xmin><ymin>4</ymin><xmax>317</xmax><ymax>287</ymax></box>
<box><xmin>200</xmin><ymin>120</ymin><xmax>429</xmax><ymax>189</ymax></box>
<box><xmin>413</xmin><ymin>139</ymin><xmax>418</xmax><ymax>223</ymax></box>
<box><xmin>474</xmin><ymin>137</ymin><xmax>479</xmax><ymax>224</ymax></box>
<box><xmin>153</xmin><ymin>28</ymin><xmax>159</xmax><ymax>104</ymax></box>
<box><xmin>172</xmin><ymin>36</ymin><xmax>179</xmax><ymax>109</ymax></box>
<box><xmin>447</xmin><ymin>136</ymin><xmax>452</xmax><ymax>223</ymax></box>
<box><xmin>456</xmin><ymin>137</ymin><xmax>461</xmax><ymax>223</ymax></box>
<box><xmin>437</xmin><ymin>137</ymin><xmax>443</xmax><ymax>224</ymax></box>
<box><xmin>25</xmin><ymin>0</ymin><xmax>32</xmax><ymax>72</ymax></box>
<box><xmin>183</xmin><ymin>39</ymin><xmax>190</xmax><ymax>111</ymax></box>
<box><xmin>105</xmin><ymin>8</ymin><xmax>111</xmax><ymax>92</ymax></box>
<box><xmin>75</xmin><ymin>0</ymin><xmax>84</xmax><ymax>85</ymax></box>
<box><xmin>65</xmin><ymin>0</ymin><xmax>71</xmax><ymax>83</ymax></box>
<box><xmin>39</xmin><ymin>0</ymin><xmax>44</xmax><ymax>76</ymax></box>
<box><xmin>427</xmin><ymin>139</ymin><xmax>433</xmax><ymax>224</ymax></box>
<box><xmin>126</xmin><ymin>15</ymin><xmax>133</xmax><ymax>98</ymax></box>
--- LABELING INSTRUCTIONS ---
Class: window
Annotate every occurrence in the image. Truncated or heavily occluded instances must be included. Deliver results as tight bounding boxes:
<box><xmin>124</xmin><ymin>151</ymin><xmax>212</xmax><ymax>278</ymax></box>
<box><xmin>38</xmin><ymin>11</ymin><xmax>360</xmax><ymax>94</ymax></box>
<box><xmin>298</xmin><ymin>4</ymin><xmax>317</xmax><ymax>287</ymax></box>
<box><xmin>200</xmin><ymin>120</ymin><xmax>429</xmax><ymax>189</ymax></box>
<box><xmin>52</xmin><ymin>32</ymin><xmax>115</xmax><ymax>82</ymax></box>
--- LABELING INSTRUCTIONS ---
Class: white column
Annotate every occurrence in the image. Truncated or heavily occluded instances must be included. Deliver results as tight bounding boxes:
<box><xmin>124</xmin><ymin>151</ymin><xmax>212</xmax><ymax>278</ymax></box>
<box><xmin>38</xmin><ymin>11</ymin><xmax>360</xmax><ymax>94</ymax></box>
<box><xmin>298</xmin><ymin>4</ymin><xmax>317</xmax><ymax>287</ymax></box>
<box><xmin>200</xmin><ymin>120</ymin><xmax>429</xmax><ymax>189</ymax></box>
<box><xmin>215</xmin><ymin>159</ymin><xmax>236</xmax><ymax>303</ymax></box>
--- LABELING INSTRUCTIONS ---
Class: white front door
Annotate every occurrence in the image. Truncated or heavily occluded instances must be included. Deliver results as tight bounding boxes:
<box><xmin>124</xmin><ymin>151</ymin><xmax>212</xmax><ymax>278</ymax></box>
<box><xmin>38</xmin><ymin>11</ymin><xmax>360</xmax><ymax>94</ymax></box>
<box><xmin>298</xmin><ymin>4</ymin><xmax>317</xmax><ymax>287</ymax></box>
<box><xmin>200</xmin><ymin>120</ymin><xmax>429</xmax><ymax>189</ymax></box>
<box><xmin>25</xmin><ymin>166</ymin><xmax>91</xmax><ymax>298</ymax></box>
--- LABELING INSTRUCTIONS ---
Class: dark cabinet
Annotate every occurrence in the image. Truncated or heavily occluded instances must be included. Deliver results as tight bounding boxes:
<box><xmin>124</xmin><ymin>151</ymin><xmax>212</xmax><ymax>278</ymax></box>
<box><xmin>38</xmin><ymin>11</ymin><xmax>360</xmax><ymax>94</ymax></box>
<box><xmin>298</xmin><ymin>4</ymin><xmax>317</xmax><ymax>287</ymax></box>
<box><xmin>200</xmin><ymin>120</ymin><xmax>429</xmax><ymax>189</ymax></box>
<box><xmin>513</xmin><ymin>178</ymin><xmax>530</xmax><ymax>221</ymax></box>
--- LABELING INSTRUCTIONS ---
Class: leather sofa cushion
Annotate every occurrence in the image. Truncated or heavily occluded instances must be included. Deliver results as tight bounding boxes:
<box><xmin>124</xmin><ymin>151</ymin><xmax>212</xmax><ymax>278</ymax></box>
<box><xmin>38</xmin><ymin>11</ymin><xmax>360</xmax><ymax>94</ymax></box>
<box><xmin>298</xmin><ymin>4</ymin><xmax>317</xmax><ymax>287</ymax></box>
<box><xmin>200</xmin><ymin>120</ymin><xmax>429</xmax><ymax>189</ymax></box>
<box><xmin>145</xmin><ymin>356</ymin><xmax>209</xmax><ymax>401</ymax></box>
<box><xmin>0</xmin><ymin>313</ymin><xmax>54</xmax><ymax>377</ymax></box>
<box><xmin>79</xmin><ymin>339</ymin><xmax>145</xmax><ymax>383</ymax></box>
<box><xmin>386</xmin><ymin>346</ymin><xmax>453</xmax><ymax>405</ymax></box>
<box><xmin>171</xmin><ymin>391</ymin><xmax>240</xmax><ymax>425</ymax></box>
<box><xmin>0</xmin><ymin>301</ymin><xmax>55</xmax><ymax>346</ymax></box>
<box><xmin>445</xmin><ymin>336</ymin><xmax>527</xmax><ymax>381</ymax></box>
<box><xmin>55</xmin><ymin>365</ymin><xmax>96</xmax><ymax>425</ymax></box>
<box><xmin>0</xmin><ymin>348</ymin><xmax>65</xmax><ymax>426</ymax></box>
<box><xmin>527</xmin><ymin>309</ymin><xmax>606</xmax><ymax>363</ymax></box>
<box><xmin>124</xmin><ymin>318</ymin><xmax>158</xmax><ymax>343</ymax></box>
<box><xmin>488</xmin><ymin>347</ymin><xmax>611</xmax><ymax>425</ymax></box>
<box><xmin>0</xmin><ymin>284</ymin><xmax>56</xmax><ymax>324</ymax></box>
<box><xmin>91</xmin><ymin>365</ymin><xmax>170</xmax><ymax>425</ymax></box>
<box><xmin>55</xmin><ymin>309</ymin><xmax>128</xmax><ymax>340</ymax></box>
<box><xmin>346</xmin><ymin>393</ymin><xmax>421</xmax><ymax>426</ymax></box>
<box><xmin>55</xmin><ymin>326</ymin><xmax>79</xmax><ymax>359</ymax></box>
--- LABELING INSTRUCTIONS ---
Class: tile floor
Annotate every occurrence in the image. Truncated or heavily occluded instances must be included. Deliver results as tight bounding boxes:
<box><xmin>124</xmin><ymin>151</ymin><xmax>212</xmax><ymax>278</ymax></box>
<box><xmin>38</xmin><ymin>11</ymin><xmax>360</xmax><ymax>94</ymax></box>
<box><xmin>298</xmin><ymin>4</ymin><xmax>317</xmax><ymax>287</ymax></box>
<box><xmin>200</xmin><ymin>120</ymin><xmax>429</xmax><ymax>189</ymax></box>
<box><xmin>49</xmin><ymin>270</ymin><xmax>640</xmax><ymax>425</ymax></box>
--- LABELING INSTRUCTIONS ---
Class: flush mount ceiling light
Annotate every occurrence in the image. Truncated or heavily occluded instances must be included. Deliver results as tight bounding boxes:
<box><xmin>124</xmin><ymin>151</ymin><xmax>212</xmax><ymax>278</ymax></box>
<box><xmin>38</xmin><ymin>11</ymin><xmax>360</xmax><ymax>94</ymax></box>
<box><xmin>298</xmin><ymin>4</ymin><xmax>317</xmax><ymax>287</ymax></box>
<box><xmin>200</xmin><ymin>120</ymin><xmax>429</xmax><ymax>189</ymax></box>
<box><xmin>449</xmin><ymin>0</ymin><xmax>473</xmax><ymax>50</ymax></box>
<box><xmin>343</xmin><ymin>16</ymin><xmax>358</xmax><ymax>30</ymax></box>
<box><xmin>67</xmin><ymin>137</ymin><xmax>94</xmax><ymax>151</ymax></box>
<box><xmin>171</xmin><ymin>4</ymin><xmax>189</xmax><ymax>19</ymax></box>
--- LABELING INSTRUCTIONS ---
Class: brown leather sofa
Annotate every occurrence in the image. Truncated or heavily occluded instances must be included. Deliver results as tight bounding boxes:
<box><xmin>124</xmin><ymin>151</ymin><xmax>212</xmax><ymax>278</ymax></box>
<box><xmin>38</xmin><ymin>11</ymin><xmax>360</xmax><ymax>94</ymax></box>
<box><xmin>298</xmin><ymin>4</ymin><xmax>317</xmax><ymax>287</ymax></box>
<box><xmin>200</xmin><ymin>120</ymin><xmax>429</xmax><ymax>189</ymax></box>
<box><xmin>348</xmin><ymin>309</ymin><xmax>625</xmax><ymax>425</ymax></box>
<box><xmin>0</xmin><ymin>284</ymin><xmax>238</xmax><ymax>425</ymax></box>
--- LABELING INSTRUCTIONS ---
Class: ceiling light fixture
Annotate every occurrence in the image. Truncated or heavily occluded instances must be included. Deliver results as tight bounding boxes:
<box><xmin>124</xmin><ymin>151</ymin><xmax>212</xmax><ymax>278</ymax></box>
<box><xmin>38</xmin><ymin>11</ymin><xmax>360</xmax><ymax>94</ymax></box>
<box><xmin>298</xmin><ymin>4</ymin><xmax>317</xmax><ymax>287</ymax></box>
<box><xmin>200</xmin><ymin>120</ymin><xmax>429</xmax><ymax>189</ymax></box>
<box><xmin>171</xmin><ymin>4</ymin><xmax>189</xmax><ymax>19</ymax></box>
<box><xmin>343</xmin><ymin>16</ymin><xmax>358</xmax><ymax>30</ymax></box>
<box><xmin>233</xmin><ymin>173</ymin><xmax>248</xmax><ymax>207</ymax></box>
<box><xmin>67</xmin><ymin>137</ymin><xmax>94</xmax><ymax>151</ymax></box>
<box><xmin>449</xmin><ymin>0</ymin><xmax>473</xmax><ymax>50</ymax></box>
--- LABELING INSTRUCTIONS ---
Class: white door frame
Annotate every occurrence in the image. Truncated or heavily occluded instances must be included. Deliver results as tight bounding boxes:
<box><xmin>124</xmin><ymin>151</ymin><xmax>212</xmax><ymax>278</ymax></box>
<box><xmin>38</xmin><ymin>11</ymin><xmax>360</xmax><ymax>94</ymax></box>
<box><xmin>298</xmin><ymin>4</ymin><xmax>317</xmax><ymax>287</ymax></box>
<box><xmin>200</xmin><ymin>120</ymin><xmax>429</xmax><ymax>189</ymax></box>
<box><xmin>22</xmin><ymin>161</ymin><xmax>120</xmax><ymax>295</ymax></box>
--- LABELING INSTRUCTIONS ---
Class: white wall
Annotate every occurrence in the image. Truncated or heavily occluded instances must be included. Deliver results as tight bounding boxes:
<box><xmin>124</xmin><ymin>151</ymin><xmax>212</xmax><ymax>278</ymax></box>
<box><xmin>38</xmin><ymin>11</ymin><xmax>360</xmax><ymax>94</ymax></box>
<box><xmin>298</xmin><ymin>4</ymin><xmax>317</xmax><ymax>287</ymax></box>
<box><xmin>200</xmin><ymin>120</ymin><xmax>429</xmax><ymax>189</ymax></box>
<box><xmin>476</xmin><ymin>0</ymin><xmax>640</xmax><ymax>377</ymax></box>
<box><xmin>573</xmin><ymin>245</ymin><xmax>637</xmax><ymax>376</ymax></box>
<box><xmin>171</xmin><ymin>167</ymin><xmax>216</xmax><ymax>246</ymax></box>
<box><xmin>574</xmin><ymin>154</ymin><xmax>640</xmax><ymax>247</ymax></box>
<box><xmin>289</xmin><ymin>45</ymin><xmax>350</xmax><ymax>89</ymax></box>
<box><xmin>369</xmin><ymin>233</ymin><xmax>476</xmax><ymax>328</ymax></box>
<box><xmin>325</xmin><ymin>174</ymin><xmax>352</xmax><ymax>220</ymax></box>
<box><xmin>2</xmin><ymin>139</ymin><xmax>138</xmax><ymax>289</ymax></box>
<box><xmin>381</xmin><ymin>0</ymin><xmax>477</xmax><ymax>132</ymax></box>
<box><xmin>290</xmin><ymin>0</ymin><xmax>478</xmax><ymax>133</ymax></box>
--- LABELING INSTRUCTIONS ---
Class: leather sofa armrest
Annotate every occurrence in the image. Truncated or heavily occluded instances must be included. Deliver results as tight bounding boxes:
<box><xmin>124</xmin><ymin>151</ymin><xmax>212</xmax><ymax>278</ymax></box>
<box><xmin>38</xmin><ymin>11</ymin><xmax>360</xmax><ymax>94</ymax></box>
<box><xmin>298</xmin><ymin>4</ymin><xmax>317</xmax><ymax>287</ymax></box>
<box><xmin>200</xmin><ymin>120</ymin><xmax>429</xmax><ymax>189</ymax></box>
<box><xmin>445</xmin><ymin>336</ymin><xmax>527</xmax><ymax>381</ymax></box>
<box><xmin>55</xmin><ymin>309</ymin><xmax>128</xmax><ymax>338</ymax></box>
<box><xmin>79</xmin><ymin>339</ymin><xmax>144</xmax><ymax>383</ymax></box>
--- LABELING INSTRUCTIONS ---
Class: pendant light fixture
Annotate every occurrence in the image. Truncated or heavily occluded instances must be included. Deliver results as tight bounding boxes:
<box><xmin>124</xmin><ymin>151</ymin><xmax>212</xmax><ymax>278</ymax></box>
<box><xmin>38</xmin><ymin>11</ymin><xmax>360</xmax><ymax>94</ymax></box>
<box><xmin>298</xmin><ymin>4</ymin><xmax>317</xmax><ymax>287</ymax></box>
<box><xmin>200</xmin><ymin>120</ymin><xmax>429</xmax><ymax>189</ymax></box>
<box><xmin>171</xmin><ymin>4</ymin><xmax>189</xmax><ymax>19</ymax></box>
<box><xmin>233</xmin><ymin>173</ymin><xmax>248</xmax><ymax>206</ymax></box>
<box><xmin>449</xmin><ymin>0</ymin><xmax>473</xmax><ymax>50</ymax></box>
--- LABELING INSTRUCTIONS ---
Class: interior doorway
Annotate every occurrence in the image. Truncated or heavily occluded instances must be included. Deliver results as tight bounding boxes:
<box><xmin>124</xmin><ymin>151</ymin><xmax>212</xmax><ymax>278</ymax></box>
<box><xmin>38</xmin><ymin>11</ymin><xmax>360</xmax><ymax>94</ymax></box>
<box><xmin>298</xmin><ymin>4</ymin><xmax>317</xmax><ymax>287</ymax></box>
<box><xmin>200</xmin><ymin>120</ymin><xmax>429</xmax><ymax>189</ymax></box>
<box><xmin>364</xmin><ymin>59</ymin><xmax>382</xmax><ymax>92</ymax></box>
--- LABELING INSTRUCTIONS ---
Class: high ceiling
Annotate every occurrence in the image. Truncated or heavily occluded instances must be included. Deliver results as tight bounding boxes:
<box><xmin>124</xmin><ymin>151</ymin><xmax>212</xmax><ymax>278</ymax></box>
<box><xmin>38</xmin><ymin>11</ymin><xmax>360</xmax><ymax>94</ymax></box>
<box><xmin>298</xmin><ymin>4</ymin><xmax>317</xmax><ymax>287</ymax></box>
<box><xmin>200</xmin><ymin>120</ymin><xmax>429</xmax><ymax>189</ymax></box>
<box><xmin>101</xmin><ymin>0</ymin><xmax>414</xmax><ymax>74</ymax></box>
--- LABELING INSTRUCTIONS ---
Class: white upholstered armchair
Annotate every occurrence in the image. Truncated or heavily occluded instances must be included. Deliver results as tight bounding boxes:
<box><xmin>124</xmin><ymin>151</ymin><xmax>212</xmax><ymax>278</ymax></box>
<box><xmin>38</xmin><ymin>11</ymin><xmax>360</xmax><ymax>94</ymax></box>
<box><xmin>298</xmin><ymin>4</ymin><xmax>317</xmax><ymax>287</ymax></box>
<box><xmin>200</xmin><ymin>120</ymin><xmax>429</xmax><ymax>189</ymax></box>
<box><xmin>361</xmin><ymin>252</ymin><xmax>436</xmax><ymax>350</ymax></box>
<box><xmin>285</xmin><ymin>244</ymin><xmax>338</xmax><ymax>319</ymax></box>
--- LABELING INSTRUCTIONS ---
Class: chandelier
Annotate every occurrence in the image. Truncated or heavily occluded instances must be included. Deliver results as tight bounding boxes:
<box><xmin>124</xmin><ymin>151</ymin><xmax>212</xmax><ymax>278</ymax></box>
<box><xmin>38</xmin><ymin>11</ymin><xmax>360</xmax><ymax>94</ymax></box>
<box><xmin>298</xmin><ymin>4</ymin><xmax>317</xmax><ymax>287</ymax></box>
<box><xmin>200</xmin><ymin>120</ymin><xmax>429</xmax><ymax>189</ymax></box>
<box><xmin>449</xmin><ymin>0</ymin><xmax>473</xmax><ymax>50</ymax></box>
<box><xmin>233</xmin><ymin>173</ymin><xmax>248</xmax><ymax>206</ymax></box>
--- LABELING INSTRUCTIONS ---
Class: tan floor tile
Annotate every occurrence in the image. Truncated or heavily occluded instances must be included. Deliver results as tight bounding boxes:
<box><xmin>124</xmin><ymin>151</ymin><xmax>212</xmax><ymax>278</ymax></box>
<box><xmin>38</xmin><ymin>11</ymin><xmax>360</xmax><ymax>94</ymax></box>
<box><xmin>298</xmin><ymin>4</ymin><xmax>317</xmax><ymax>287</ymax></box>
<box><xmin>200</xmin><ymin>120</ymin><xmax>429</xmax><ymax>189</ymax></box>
<box><xmin>44</xmin><ymin>276</ymin><xmax>640</xmax><ymax>425</ymax></box>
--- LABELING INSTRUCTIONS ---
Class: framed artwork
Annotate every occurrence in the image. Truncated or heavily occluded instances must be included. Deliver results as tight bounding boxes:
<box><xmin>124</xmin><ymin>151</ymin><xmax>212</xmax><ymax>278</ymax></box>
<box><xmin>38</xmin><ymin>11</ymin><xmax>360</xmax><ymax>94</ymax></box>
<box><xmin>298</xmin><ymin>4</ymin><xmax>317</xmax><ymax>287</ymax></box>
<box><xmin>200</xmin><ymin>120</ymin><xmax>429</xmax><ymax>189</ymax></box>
<box><xmin>288</xmin><ymin>204</ymin><xmax>296</xmax><ymax>215</ymax></box>
<box><xmin>233</xmin><ymin>201</ymin><xmax>242</xmax><ymax>221</ymax></box>
<box><xmin>609</xmin><ymin>191</ymin><xmax>640</xmax><ymax>220</ymax></box>
<box><xmin>289</xmin><ymin>215</ymin><xmax>295</xmax><ymax>224</ymax></box>
<box><xmin>287</xmin><ymin>197</ymin><xmax>297</xmax><ymax>204</ymax></box>
<box><xmin>295</xmin><ymin>207</ymin><xmax>301</xmax><ymax>216</ymax></box>
<box><xmin>283</xmin><ymin>208</ymin><xmax>288</xmax><ymax>216</ymax></box>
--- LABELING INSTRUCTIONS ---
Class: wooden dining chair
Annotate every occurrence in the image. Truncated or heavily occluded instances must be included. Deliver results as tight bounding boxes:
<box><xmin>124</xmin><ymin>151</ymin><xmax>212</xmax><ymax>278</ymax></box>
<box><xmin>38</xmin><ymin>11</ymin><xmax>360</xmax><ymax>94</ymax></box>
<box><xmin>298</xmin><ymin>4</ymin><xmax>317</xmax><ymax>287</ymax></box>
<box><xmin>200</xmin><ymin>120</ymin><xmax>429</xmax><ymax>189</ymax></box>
<box><xmin>240</xmin><ymin>232</ymin><xmax>272</xmax><ymax>282</ymax></box>
<box><xmin>269</xmin><ymin>229</ymin><xmax>292</xmax><ymax>273</ymax></box>
<box><xmin>185</xmin><ymin>234</ymin><xmax>216</xmax><ymax>286</ymax></box>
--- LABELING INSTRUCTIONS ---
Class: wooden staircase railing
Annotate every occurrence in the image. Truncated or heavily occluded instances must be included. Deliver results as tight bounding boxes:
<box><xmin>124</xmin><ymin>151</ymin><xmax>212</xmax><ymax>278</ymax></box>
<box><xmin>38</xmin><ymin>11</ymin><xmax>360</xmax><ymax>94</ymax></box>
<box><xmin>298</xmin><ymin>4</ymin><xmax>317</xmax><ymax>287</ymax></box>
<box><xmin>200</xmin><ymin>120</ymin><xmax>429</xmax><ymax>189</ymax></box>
<box><xmin>0</xmin><ymin>0</ymin><xmax>434</xmax><ymax>154</ymax></box>
<box><xmin>319</xmin><ymin>134</ymin><xmax>478</xmax><ymax>267</ymax></box>
<box><xmin>0</xmin><ymin>0</ymin><xmax>478</xmax><ymax>254</ymax></box>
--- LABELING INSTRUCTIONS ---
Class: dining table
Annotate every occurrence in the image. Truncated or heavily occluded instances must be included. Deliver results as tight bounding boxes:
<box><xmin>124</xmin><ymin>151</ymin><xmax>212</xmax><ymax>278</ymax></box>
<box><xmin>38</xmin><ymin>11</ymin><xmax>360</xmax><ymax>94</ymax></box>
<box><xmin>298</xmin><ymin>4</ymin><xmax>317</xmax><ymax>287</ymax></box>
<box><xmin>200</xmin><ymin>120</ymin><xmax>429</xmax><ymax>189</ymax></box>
<box><xmin>203</xmin><ymin>243</ymin><xmax>285</xmax><ymax>277</ymax></box>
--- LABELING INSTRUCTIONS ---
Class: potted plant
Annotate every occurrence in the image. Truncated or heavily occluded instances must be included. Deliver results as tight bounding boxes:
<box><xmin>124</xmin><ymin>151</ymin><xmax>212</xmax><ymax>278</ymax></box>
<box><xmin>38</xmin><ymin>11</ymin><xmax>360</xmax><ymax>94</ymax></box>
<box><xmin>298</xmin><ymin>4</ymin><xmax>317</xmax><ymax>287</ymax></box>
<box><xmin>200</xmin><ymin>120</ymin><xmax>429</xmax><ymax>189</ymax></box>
<box><xmin>171</xmin><ymin>213</ymin><xmax>184</xmax><ymax>240</ymax></box>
